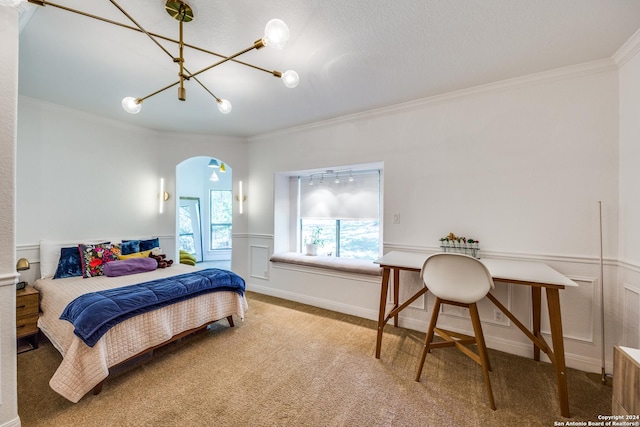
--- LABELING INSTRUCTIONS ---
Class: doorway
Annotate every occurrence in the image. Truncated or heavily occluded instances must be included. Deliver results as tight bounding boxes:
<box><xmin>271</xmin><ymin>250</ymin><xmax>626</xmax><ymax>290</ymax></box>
<box><xmin>176</xmin><ymin>156</ymin><xmax>232</xmax><ymax>269</ymax></box>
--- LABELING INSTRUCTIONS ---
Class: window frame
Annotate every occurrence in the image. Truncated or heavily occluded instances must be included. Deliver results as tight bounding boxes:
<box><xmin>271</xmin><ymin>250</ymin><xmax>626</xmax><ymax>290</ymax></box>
<box><xmin>209</xmin><ymin>189</ymin><xmax>233</xmax><ymax>251</ymax></box>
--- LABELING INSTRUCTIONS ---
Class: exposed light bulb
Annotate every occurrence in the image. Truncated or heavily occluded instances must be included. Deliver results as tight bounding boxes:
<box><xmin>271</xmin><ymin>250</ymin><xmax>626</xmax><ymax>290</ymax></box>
<box><xmin>281</xmin><ymin>70</ymin><xmax>299</xmax><ymax>88</ymax></box>
<box><xmin>122</xmin><ymin>97</ymin><xmax>142</xmax><ymax>114</ymax></box>
<box><xmin>217</xmin><ymin>98</ymin><xmax>232</xmax><ymax>114</ymax></box>
<box><xmin>0</xmin><ymin>0</ymin><xmax>26</xmax><ymax>6</ymax></box>
<box><xmin>263</xmin><ymin>19</ymin><xmax>289</xmax><ymax>49</ymax></box>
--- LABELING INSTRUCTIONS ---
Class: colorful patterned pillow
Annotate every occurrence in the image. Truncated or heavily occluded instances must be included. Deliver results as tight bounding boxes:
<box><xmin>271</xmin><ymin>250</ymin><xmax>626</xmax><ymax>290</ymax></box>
<box><xmin>78</xmin><ymin>243</ymin><xmax>119</xmax><ymax>278</ymax></box>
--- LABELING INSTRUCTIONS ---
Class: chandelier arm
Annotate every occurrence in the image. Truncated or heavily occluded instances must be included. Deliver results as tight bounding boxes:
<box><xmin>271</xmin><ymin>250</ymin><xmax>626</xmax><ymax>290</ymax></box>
<box><xmin>189</xmin><ymin>75</ymin><xmax>221</xmax><ymax>103</ymax></box>
<box><xmin>179</xmin><ymin>42</ymin><xmax>277</xmax><ymax>76</ymax></box>
<box><xmin>108</xmin><ymin>0</ymin><xmax>175</xmax><ymax>61</ymax></box>
<box><xmin>188</xmin><ymin>45</ymin><xmax>259</xmax><ymax>80</ymax></box>
<box><xmin>139</xmin><ymin>80</ymin><xmax>181</xmax><ymax>102</ymax></box>
<box><xmin>28</xmin><ymin>0</ymin><xmax>280</xmax><ymax>78</ymax></box>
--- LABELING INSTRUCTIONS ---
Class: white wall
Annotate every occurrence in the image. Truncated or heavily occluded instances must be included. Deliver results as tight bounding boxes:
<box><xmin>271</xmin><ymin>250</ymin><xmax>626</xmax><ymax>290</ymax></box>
<box><xmin>16</xmin><ymin>96</ymin><xmax>249</xmax><ymax>280</ymax></box>
<box><xmin>0</xmin><ymin>5</ymin><xmax>21</xmax><ymax>427</ymax></box>
<box><xmin>10</xmin><ymin>24</ymin><xmax>640</xmax><ymax>389</ymax></box>
<box><xmin>617</xmin><ymin>30</ymin><xmax>640</xmax><ymax>348</ymax></box>
<box><xmin>246</xmin><ymin>61</ymin><xmax>621</xmax><ymax>372</ymax></box>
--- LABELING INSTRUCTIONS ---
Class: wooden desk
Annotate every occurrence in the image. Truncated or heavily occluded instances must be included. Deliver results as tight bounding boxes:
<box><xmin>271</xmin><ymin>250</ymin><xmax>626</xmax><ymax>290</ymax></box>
<box><xmin>374</xmin><ymin>251</ymin><xmax>578</xmax><ymax>418</ymax></box>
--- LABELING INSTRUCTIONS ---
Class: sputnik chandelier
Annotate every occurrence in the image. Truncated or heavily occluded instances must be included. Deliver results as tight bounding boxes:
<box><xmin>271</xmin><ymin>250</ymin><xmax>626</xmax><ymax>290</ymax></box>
<box><xmin>27</xmin><ymin>0</ymin><xmax>300</xmax><ymax>115</ymax></box>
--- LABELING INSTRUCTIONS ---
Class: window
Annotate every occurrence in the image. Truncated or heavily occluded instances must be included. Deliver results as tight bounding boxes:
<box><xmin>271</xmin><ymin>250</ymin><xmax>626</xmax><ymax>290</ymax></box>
<box><xmin>210</xmin><ymin>190</ymin><xmax>232</xmax><ymax>250</ymax></box>
<box><xmin>298</xmin><ymin>170</ymin><xmax>381</xmax><ymax>260</ymax></box>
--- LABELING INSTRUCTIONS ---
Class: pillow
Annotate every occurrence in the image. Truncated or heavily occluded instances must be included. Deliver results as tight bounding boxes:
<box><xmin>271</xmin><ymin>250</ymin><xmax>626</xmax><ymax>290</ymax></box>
<box><xmin>117</xmin><ymin>250</ymin><xmax>152</xmax><ymax>260</ymax></box>
<box><xmin>40</xmin><ymin>240</ymin><xmax>70</xmax><ymax>279</ymax></box>
<box><xmin>120</xmin><ymin>240</ymin><xmax>140</xmax><ymax>255</ymax></box>
<box><xmin>39</xmin><ymin>239</ymin><xmax>109</xmax><ymax>279</ymax></box>
<box><xmin>180</xmin><ymin>258</ymin><xmax>197</xmax><ymax>266</ymax></box>
<box><xmin>53</xmin><ymin>246</ymin><xmax>83</xmax><ymax>279</ymax></box>
<box><xmin>79</xmin><ymin>243</ymin><xmax>119</xmax><ymax>278</ymax></box>
<box><xmin>139</xmin><ymin>238</ymin><xmax>160</xmax><ymax>251</ymax></box>
<box><xmin>122</xmin><ymin>238</ymin><xmax>159</xmax><ymax>252</ymax></box>
<box><xmin>103</xmin><ymin>257</ymin><xmax>157</xmax><ymax>277</ymax></box>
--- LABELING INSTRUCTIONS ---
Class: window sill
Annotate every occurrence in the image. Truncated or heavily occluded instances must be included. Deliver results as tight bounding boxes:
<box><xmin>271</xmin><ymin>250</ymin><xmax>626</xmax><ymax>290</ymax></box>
<box><xmin>269</xmin><ymin>252</ymin><xmax>382</xmax><ymax>276</ymax></box>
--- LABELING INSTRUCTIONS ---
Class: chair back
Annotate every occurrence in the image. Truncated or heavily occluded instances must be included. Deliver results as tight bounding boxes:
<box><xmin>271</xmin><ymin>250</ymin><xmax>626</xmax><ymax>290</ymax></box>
<box><xmin>420</xmin><ymin>253</ymin><xmax>495</xmax><ymax>304</ymax></box>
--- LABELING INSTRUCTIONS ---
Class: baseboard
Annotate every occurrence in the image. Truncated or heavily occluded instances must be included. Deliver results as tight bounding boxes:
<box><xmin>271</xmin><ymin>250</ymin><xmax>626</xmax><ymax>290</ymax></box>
<box><xmin>247</xmin><ymin>281</ymin><xmax>606</xmax><ymax>373</ymax></box>
<box><xmin>247</xmin><ymin>282</ymin><xmax>380</xmax><ymax>321</ymax></box>
<box><xmin>0</xmin><ymin>416</ymin><xmax>21</xmax><ymax>427</ymax></box>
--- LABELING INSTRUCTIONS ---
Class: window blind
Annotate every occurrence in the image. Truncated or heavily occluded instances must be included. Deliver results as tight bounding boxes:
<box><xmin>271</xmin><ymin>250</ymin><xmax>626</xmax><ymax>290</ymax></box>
<box><xmin>299</xmin><ymin>170</ymin><xmax>380</xmax><ymax>220</ymax></box>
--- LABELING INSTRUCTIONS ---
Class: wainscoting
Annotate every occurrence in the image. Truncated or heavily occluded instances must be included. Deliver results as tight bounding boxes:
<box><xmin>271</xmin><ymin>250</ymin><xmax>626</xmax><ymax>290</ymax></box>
<box><xmin>245</xmin><ymin>235</ymin><xmax>639</xmax><ymax>374</ymax></box>
<box><xmin>15</xmin><ymin>235</ymin><xmax>640</xmax><ymax>373</ymax></box>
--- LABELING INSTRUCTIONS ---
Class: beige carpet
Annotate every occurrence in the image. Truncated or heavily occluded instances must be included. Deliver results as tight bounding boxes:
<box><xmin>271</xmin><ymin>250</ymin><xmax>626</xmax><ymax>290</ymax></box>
<box><xmin>18</xmin><ymin>291</ymin><xmax>612</xmax><ymax>426</ymax></box>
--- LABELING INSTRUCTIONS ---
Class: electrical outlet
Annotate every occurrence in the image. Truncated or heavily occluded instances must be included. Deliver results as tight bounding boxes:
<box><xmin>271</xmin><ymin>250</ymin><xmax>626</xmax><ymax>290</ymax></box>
<box><xmin>494</xmin><ymin>310</ymin><xmax>504</xmax><ymax>322</ymax></box>
<box><xmin>392</xmin><ymin>213</ymin><xmax>400</xmax><ymax>224</ymax></box>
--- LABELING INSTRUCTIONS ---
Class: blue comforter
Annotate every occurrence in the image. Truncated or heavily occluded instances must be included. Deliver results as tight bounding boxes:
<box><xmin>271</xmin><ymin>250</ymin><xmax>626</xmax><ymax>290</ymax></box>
<box><xmin>60</xmin><ymin>268</ymin><xmax>245</xmax><ymax>347</ymax></box>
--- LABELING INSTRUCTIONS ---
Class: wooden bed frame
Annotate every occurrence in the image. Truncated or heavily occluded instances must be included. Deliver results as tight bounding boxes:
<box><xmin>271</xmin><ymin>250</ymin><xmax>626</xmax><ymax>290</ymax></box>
<box><xmin>92</xmin><ymin>315</ymin><xmax>234</xmax><ymax>395</ymax></box>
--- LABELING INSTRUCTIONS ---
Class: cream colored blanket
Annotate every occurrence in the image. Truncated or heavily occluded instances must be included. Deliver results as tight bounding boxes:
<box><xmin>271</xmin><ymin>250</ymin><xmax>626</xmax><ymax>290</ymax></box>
<box><xmin>33</xmin><ymin>264</ymin><xmax>248</xmax><ymax>403</ymax></box>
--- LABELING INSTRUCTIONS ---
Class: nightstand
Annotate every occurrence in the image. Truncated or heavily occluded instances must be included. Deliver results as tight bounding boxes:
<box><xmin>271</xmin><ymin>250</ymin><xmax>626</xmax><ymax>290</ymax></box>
<box><xmin>16</xmin><ymin>284</ymin><xmax>39</xmax><ymax>353</ymax></box>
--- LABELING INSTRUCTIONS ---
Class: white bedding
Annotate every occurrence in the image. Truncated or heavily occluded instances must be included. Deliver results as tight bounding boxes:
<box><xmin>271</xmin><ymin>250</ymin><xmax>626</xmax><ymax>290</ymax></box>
<box><xmin>33</xmin><ymin>264</ymin><xmax>248</xmax><ymax>403</ymax></box>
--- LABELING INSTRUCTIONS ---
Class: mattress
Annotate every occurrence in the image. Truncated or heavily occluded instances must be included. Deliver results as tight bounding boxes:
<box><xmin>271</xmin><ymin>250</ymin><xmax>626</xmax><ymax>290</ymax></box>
<box><xmin>33</xmin><ymin>264</ymin><xmax>248</xmax><ymax>403</ymax></box>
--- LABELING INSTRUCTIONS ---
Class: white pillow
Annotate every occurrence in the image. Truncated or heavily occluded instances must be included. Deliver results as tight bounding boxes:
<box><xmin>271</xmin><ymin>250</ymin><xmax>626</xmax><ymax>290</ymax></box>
<box><xmin>39</xmin><ymin>240</ymin><xmax>69</xmax><ymax>279</ymax></box>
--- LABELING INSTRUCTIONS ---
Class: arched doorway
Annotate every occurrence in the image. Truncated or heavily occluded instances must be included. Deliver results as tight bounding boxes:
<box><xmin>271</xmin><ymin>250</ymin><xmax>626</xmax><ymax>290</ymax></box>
<box><xmin>176</xmin><ymin>156</ymin><xmax>232</xmax><ymax>269</ymax></box>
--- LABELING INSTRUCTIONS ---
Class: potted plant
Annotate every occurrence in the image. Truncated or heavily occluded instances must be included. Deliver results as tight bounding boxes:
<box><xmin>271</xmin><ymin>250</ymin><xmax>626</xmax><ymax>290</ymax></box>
<box><xmin>305</xmin><ymin>226</ymin><xmax>324</xmax><ymax>256</ymax></box>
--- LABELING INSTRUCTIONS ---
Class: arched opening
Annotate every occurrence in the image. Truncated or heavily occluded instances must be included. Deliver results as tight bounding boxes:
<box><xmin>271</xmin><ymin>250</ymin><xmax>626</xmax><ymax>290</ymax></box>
<box><xmin>176</xmin><ymin>156</ymin><xmax>232</xmax><ymax>270</ymax></box>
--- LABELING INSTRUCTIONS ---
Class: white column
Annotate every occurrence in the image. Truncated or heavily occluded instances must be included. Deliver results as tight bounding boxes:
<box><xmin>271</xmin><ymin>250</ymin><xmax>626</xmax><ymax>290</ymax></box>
<box><xmin>0</xmin><ymin>3</ymin><xmax>21</xmax><ymax>427</ymax></box>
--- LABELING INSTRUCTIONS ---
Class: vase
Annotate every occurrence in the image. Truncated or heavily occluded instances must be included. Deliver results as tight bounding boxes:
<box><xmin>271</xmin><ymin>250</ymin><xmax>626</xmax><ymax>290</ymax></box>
<box><xmin>305</xmin><ymin>243</ymin><xmax>318</xmax><ymax>256</ymax></box>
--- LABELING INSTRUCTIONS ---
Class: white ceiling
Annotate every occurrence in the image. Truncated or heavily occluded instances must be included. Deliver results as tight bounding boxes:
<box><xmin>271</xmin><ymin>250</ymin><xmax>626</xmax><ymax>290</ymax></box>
<box><xmin>17</xmin><ymin>0</ymin><xmax>640</xmax><ymax>138</ymax></box>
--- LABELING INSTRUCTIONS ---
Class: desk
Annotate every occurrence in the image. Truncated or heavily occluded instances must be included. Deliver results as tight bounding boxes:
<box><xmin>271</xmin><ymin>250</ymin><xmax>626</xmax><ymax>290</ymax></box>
<box><xmin>374</xmin><ymin>251</ymin><xmax>578</xmax><ymax>417</ymax></box>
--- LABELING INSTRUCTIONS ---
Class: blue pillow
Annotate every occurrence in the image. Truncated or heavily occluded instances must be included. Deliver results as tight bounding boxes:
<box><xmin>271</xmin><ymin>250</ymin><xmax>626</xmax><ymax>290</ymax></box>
<box><xmin>139</xmin><ymin>237</ymin><xmax>160</xmax><ymax>251</ymax></box>
<box><xmin>120</xmin><ymin>240</ymin><xmax>140</xmax><ymax>255</ymax></box>
<box><xmin>53</xmin><ymin>246</ymin><xmax>83</xmax><ymax>279</ymax></box>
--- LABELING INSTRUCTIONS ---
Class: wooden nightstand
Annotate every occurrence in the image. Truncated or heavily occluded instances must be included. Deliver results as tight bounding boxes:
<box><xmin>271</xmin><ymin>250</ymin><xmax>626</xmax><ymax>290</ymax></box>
<box><xmin>16</xmin><ymin>284</ymin><xmax>39</xmax><ymax>353</ymax></box>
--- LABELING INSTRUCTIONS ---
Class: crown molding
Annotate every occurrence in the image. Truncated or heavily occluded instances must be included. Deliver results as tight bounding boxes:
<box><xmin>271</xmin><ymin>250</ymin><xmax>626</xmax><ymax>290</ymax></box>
<box><xmin>250</xmin><ymin>58</ymin><xmax>617</xmax><ymax>142</ymax></box>
<box><xmin>613</xmin><ymin>28</ymin><xmax>640</xmax><ymax>67</ymax></box>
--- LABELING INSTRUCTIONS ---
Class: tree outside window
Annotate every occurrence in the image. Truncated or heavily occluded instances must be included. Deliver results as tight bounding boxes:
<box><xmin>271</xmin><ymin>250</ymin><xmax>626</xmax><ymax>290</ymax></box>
<box><xmin>210</xmin><ymin>190</ymin><xmax>232</xmax><ymax>250</ymax></box>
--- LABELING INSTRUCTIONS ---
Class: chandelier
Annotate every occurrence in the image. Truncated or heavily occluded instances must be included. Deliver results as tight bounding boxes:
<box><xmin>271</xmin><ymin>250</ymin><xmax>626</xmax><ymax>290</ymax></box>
<box><xmin>27</xmin><ymin>0</ymin><xmax>300</xmax><ymax>115</ymax></box>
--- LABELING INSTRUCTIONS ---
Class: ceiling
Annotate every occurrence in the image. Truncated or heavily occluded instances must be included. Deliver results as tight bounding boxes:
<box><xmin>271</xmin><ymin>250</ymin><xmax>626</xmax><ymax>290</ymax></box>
<box><xmin>17</xmin><ymin>0</ymin><xmax>640</xmax><ymax>138</ymax></box>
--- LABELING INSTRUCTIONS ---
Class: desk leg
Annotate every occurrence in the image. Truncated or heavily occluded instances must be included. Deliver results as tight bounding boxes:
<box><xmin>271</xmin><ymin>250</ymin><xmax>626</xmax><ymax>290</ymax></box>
<box><xmin>532</xmin><ymin>286</ymin><xmax>542</xmax><ymax>362</ymax></box>
<box><xmin>376</xmin><ymin>267</ymin><xmax>391</xmax><ymax>359</ymax></box>
<box><xmin>393</xmin><ymin>268</ymin><xmax>400</xmax><ymax>327</ymax></box>
<box><xmin>546</xmin><ymin>288</ymin><xmax>570</xmax><ymax>418</ymax></box>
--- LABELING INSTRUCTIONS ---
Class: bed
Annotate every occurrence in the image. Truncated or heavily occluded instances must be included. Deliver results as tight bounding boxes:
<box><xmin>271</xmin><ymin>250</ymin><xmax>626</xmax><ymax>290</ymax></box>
<box><xmin>32</xmin><ymin>239</ymin><xmax>248</xmax><ymax>403</ymax></box>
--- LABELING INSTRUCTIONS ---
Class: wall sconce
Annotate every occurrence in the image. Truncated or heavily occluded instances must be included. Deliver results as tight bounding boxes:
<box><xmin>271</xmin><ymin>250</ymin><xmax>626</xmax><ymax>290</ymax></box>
<box><xmin>16</xmin><ymin>258</ymin><xmax>30</xmax><ymax>290</ymax></box>
<box><xmin>159</xmin><ymin>178</ymin><xmax>170</xmax><ymax>213</ymax></box>
<box><xmin>236</xmin><ymin>180</ymin><xmax>247</xmax><ymax>214</ymax></box>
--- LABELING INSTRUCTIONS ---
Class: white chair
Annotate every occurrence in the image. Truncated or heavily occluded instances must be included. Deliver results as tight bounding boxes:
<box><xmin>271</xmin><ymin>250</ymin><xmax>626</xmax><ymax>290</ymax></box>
<box><xmin>414</xmin><ymin>253</ymin><xmax>496</xmax><ymax>410</ymax></box>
